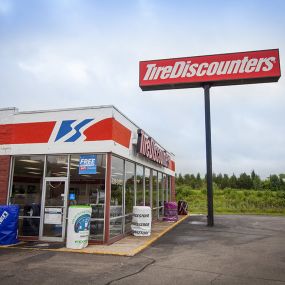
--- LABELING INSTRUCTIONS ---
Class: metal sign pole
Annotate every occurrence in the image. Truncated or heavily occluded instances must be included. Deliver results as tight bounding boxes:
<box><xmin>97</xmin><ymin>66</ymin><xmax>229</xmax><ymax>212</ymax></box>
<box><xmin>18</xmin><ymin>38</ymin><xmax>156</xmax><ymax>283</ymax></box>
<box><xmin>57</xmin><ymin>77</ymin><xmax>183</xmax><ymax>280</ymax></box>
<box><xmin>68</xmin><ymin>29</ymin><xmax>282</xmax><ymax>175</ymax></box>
<box><xmin>203</xmin><ymin>84</ymin><xmax>214</xmax><ymax>226</ymax></box>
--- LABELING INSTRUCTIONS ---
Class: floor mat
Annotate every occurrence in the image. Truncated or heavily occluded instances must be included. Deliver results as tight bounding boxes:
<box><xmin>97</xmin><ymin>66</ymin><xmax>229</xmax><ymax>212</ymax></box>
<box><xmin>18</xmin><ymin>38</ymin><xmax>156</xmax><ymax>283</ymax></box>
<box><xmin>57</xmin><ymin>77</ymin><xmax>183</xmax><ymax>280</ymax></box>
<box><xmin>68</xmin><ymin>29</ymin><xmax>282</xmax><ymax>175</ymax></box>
<box><xmin>12</xmin><ymin>241</ymin><xmax>65</xmax><ymax>249</ymax></box>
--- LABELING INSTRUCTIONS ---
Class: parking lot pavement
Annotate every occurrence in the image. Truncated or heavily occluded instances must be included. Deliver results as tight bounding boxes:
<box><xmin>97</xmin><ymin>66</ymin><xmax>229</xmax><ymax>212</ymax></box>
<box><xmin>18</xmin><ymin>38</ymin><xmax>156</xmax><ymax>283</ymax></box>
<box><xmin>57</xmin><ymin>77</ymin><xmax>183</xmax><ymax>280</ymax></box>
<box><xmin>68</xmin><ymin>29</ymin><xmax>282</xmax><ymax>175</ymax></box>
<box><xmin>1</xmin><ymin>215</ymin><xmax>285</xmax><ymax>285</ymax></box>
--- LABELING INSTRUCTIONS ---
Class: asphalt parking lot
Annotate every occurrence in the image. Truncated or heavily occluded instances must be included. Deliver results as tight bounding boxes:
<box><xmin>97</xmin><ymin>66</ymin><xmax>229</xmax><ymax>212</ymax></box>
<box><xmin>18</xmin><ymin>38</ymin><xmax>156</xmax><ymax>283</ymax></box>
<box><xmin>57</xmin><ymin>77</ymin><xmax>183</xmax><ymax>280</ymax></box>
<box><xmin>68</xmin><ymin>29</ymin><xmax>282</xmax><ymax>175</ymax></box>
<box><xmin>1</xmin><ymin>215</ymin><xmax>285</xmax><ymax>285</ymax></box>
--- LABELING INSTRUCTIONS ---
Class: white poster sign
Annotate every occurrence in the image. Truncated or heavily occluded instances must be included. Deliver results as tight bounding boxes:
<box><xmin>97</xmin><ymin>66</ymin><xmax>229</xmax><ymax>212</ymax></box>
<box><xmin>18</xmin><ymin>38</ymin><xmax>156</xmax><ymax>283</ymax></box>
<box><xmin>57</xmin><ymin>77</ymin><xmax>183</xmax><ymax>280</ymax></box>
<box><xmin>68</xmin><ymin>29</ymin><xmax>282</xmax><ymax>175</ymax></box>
<box><xmin>44</xmin><ymin>208</ymin><xmax>62</xmax><ymax>225</ymax></box>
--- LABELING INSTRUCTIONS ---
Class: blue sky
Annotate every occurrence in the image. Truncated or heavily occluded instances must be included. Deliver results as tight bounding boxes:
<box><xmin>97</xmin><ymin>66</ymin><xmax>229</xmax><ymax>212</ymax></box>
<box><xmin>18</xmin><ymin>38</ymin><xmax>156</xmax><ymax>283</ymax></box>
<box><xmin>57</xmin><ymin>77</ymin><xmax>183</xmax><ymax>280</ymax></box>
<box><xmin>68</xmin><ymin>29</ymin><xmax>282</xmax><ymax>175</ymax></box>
<box><xmin>0</xmin><ymin>0</ymin><xmax>284</xmax><ymax>178</ymax></box>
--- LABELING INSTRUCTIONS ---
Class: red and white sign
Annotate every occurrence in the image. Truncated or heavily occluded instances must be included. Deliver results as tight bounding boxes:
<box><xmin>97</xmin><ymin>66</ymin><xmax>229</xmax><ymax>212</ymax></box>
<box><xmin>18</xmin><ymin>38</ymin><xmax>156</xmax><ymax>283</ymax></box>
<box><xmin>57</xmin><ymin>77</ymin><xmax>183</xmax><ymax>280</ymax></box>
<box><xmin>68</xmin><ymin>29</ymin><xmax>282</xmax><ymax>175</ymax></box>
<box><xmin>139</xmin><ymin>49</ymin><xmax>281</xmax><ymax>90</ymax></box>
<box><xmin>137</xmin><ymin>129</ymin><xmax>171</xmax><ymax>167</ymax></box>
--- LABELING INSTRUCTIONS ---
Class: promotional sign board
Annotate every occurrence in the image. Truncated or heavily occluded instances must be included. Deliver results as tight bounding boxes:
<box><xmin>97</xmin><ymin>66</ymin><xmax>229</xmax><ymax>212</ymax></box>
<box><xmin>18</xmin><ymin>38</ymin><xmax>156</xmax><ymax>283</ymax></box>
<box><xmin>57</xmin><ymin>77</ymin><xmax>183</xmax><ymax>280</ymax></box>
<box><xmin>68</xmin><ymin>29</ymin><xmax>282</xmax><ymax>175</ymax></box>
<box><xmin>79</xmin><ymin>154</ymin><xmax>97</xmax><ymax>175</ymax></box>
<box><xmin>139</xmin><ymin>49</ymin><xmax>281</xmax><ymax>90</ymax></box>
<box><xmin>0</xmin><ymin>205</ymin><xmax>19</xmax><ymax>245</ymax></box>
<box><xmin>66</xmin><ymin>205</ymin><xmax>92</xmax><ymax>249</ymax></box>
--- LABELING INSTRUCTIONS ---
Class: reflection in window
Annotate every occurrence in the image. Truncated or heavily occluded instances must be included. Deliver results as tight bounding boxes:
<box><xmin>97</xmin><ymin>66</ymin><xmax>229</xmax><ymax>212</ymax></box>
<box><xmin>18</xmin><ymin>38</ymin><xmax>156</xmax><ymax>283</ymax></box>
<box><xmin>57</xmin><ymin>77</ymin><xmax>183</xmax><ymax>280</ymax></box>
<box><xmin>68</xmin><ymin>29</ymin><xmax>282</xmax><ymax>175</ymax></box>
<box><xmin>69</xmin><ymin>154</ymin><xmax>106</xmax><ymax>241</ymax></box>
<box><xmin>168</xmin><ymin>176</ymin><xmax>172</xmax><ymax>202</ymax></box>
<box><xmin>110</xmin><ymin>156</ymin><xmax>124</xmax><ymax>238</ymax></box>
<box><xmin>158</xmin><ymin>172</ymin><xmax>164</xmax><ymax>217</ymax></box>
<box><xmin>125</xmin><ymin>161</ymin><xmax>135</xmax><ymax>232</ymax></box>
<box><xmin>10</xmin><ymin>155</ymin><xmax>44</xmax><ymax>236</ymax></box>
<box><xmin>145</xmin><ymin>168</ymin><xmax>150</xmax><ymax>207</ymax></box>
<box><xmin>136</xmin><ymin>165</ymin><xmax>144</xmax><ymax>206</ymax></box>
<box><xmin>152</xmin><ymin>170</ymin><xmax>158</xmax><ymax>220</ymax></box>
<box><xmin>46</xmin><ymin>155</ymin><xmax>68</xmax><ymax>177</ymax></box>
<box><xmin>164</xmin><ymin>174</ymin><xmax>168</xmax><ymax>202</ymax></box>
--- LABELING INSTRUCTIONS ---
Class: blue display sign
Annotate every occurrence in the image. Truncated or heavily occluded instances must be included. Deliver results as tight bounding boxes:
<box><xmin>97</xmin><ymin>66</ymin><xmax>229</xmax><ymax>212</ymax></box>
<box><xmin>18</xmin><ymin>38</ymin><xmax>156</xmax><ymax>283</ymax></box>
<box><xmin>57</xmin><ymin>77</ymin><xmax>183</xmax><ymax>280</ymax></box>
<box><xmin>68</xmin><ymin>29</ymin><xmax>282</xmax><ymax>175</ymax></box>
<box><xmin>79</xmin><ymin>155</ymin><xmax>97</xmax><ymax>175</ymax></box>
<box><xmin>69</xmin><ymin>193</ymin><xmax>76</xmax><ymax>200</ymax></box>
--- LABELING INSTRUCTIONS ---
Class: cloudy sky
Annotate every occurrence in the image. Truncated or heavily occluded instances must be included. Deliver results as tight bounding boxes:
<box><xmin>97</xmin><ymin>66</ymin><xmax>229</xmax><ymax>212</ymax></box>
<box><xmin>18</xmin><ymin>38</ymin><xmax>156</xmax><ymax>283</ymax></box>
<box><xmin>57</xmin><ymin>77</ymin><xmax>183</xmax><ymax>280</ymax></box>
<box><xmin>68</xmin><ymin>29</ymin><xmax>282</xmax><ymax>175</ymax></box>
<box><xmin>0</xmin><ymin>0</ymin><xmax>284</xmax><ymax>178</ymax></box>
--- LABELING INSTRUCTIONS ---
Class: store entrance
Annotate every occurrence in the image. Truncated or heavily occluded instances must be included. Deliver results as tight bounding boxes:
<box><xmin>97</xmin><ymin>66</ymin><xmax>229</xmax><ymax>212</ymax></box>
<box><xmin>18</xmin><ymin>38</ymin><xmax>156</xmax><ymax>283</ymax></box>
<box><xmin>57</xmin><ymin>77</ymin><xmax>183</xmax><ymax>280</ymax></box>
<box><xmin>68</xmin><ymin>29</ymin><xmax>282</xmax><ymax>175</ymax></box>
<box><xmin>39</xmin><ymin>178</ymin><xmax>68</xmax><ymax>242</ymax></box>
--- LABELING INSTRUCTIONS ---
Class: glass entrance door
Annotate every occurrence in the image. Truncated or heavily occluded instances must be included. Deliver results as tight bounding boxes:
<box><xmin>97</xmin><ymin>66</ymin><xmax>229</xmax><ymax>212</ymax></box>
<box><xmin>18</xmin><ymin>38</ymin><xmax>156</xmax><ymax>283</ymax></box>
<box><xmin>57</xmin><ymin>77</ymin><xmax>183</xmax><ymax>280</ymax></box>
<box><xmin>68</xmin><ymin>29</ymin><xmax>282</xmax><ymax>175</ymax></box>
<box><xmin>39</xmin><ymin>178</ymin><xmax>68</xmax><ymax>241</ymax></box>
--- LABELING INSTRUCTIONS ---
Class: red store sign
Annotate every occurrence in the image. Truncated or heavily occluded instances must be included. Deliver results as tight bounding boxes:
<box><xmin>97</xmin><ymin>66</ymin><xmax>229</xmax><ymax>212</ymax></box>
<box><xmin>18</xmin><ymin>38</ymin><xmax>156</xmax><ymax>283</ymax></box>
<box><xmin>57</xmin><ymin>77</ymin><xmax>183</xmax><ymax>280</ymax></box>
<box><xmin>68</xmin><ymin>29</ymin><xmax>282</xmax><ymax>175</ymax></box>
<box><xmin>137</xmin><ymin>129</ymin><xmax>171</xmax><ymax>168</ymax></box>
<box><xmin>139</xmin><ymin>49</ymin><xmax>281</xmax><ymax>90</ymax></box>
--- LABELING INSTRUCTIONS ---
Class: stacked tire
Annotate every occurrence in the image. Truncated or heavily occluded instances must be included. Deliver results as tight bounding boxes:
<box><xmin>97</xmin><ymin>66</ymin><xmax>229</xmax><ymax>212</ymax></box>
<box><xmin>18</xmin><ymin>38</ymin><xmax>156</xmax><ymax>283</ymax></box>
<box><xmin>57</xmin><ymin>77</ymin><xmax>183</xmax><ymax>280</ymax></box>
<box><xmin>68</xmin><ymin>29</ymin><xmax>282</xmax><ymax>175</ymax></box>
<box><xmin>178</xmin><ymin>200</ymin><xmax>188</xmax><ymax>215</ymax></box>
<box><xmin>163</xmin><ymin>202</ymin><xmax>178</xmax><ymax>222</ymax></box>
<box><xmin>131</xmin><ymin>206</ymin><xmax>151</xmax><ymax>236</ymax></box>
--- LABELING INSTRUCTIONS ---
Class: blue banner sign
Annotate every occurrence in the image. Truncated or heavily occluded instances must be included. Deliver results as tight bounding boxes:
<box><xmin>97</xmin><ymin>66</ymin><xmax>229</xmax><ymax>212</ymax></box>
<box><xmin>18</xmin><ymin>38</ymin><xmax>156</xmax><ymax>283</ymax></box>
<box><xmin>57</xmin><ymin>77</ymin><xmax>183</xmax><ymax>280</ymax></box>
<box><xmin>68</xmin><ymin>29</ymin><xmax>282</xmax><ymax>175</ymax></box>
<box><xmin>79</xmin><ymin>155</ymin><xmax>97</xmax><ymax>174</ymax></box>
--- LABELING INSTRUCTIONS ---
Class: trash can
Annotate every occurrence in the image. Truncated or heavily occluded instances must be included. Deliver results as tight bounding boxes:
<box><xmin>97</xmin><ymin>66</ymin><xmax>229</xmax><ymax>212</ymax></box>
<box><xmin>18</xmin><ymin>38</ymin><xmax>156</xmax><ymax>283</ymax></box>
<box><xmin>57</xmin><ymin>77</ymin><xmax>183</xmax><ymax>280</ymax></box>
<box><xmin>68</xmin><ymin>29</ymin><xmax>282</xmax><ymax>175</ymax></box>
<box><xmin>131</xmin><ymin>206</ymin><xmax>151</xmax><ymax>236</ymax></box>
<box><xmin>66</xmin><ymin>205</ymin><xmax>92</xmax><ymax>249</ymax></box>
<box><xmin>0</xmin><ymin>205</ymin><xmax>20</xmax><ymax>245</ymax></box>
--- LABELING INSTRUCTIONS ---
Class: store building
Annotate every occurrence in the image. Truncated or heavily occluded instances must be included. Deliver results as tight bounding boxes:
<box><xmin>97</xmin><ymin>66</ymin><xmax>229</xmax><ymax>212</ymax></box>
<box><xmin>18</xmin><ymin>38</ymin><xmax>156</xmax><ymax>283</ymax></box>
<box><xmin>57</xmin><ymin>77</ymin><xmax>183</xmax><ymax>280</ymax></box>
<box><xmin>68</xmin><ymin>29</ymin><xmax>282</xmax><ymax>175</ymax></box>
<box><xmin>0</xmin><ymin>106</ymin><xmax>175</xmax><ymax>244</ymax></box>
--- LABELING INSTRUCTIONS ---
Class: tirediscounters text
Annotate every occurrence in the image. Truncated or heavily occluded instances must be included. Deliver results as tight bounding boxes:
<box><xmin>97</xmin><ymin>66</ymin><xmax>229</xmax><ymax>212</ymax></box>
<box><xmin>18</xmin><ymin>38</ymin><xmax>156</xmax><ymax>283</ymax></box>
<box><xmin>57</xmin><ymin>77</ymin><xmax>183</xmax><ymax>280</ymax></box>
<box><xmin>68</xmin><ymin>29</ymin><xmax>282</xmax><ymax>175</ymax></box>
<box><xmin>139</xmin><ymin>49</ymin><xmax>281</xmax><ymax>90</ymax></box>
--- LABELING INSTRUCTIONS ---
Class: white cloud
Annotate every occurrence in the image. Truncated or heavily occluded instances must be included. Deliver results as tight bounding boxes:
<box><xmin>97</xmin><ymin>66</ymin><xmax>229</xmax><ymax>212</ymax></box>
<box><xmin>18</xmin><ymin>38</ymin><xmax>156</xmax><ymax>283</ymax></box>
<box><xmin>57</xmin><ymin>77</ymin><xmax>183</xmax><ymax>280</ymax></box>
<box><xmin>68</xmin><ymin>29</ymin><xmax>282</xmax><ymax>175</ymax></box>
<box><xmin>18</xmin><ymin>50</ymin><xmax>90</xmax><ymax>85</ymax></box>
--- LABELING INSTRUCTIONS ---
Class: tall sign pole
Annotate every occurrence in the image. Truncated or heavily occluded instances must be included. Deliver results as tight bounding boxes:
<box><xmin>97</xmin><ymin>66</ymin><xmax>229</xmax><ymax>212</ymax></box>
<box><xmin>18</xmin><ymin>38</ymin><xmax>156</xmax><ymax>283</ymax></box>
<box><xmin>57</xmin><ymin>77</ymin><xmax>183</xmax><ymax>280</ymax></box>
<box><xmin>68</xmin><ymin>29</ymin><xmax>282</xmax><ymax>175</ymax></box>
<box><xmin>139</xmin><ymin>49</ymin><xmax>281</xmax><ymax>227</ymax></box>
<box><xmin>203</xmin><ymin>84</ymin><xmax>214</xmax><ymax>226</ymax></box>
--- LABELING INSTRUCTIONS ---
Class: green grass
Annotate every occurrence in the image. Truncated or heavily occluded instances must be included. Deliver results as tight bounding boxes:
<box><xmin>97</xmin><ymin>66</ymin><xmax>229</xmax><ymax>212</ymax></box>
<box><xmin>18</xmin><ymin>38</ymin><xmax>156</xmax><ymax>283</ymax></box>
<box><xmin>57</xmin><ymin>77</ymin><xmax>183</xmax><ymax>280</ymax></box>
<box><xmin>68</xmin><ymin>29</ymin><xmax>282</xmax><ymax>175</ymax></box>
<box><xmin>176</xmin><ymin>185</ymin><xmax>285</xmax><ymax>215</ymax></box>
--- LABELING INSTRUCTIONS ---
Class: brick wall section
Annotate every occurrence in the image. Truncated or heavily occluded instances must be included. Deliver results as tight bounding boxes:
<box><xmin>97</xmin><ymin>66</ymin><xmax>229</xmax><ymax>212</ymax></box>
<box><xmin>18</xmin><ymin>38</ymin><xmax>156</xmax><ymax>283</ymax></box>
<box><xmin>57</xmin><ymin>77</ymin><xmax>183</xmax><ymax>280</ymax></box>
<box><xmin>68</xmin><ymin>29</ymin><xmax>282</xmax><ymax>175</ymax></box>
<box><xmin>0</xmin><ymin>156</ymin><xmax>11</xmax><ymax>205</ymax></box>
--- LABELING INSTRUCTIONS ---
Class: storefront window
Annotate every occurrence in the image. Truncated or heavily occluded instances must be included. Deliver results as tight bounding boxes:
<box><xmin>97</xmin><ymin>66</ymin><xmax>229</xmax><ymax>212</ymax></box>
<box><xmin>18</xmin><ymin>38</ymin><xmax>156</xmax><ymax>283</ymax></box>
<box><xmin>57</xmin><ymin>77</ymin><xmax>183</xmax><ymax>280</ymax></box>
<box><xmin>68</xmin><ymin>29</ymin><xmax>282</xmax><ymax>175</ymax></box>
<box><xmin>69</xmin><ymin>154</ymin><xmax>106</xmax><ymax>241</ymax></box>
<box><xmin>110</xmin><ymin>156</ymin><xmax>124</xmax><ymax>238</ymax></box>
<box><xmin>46</xmin><ymin>155</ymin><xmax>68</xmax><ymax>177</ymax></box>
<box><xmin>158</xmin><ymin>172</ymin><xmax>164</xmax><ymax>217</ymax></box>
<box><xmin>164</xmin><ymin>174</ymin><xmax>168</xmax><ymax>202</ymax></box>
<box><xmin>136</xmin><ymin>165</ymin><xmax>144</xmax><ymax>206</ymax></box>
<box><xmin>168</xmin><ymin>176</ymin><xmax>172</xmax><ymax>201</ymax></box>
<box><xmin>10</xmin><ymin>155</ymin><xmax>44</xmax><ymax>236</ymax></box>
<box><xmin>145</xmin><ymin>168</ymin><xmax>150</xmax><ymax>207</ymax></box>
<box><xmin>152</xmin><ymin>170</ymin><xmax>158</xmax><ymax>220</ymax></box>
<box><xmin>125</xmin><ymin>161</ymin><xmax>135</xmax><ymax>232</ymax></box>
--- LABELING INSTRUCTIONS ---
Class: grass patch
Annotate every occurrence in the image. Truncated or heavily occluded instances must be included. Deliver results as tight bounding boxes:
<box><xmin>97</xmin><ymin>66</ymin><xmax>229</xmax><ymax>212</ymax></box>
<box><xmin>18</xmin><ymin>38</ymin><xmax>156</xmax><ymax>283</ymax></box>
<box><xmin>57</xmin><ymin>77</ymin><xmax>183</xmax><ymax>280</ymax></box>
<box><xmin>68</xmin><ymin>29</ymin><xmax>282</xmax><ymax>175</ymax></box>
<box><xmin>176</xmin><ymin>186</ymin><xmax>285</xmax><ymax>215</ymax></box>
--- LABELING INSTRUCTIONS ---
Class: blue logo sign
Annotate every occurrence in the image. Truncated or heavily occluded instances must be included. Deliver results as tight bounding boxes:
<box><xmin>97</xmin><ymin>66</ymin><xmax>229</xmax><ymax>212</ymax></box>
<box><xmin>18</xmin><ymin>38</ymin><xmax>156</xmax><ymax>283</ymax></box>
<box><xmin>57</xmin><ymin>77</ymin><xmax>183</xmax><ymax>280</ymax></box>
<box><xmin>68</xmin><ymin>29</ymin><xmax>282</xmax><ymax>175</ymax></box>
<box><xmin>79</xmin><ymin>155</ymin><xmax>97</xmax><ymax>175</ymax></box>
<box><xmin>74</xmin><ymin>214</ymin><xmax>91</xmax><ymax>233</ymax></box>
<box><xmin>55</xmin><ymin>119</ymin><xmax>94</xmax><ymax>142</ymax></box>
<box><xmin>69</xmin><ymin>193</ymin><xmax>76</xmax><ymax>200</ymax></box>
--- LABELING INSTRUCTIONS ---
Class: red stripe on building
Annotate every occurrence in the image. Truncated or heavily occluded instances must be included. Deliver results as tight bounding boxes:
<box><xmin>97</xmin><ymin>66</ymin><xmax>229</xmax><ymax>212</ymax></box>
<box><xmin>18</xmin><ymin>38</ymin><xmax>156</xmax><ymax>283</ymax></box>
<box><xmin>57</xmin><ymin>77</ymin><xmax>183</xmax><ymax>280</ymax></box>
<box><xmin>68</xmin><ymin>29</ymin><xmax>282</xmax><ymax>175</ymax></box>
<box><xmin>0</xmin><ymin>122</ymin><xmax>56</xmax><ymax>145</ymax></box>
<box><xmin>84</xmin><ymin>118</ymin><xmax>131</xmax><ymax>148</ymax></box>
<box><xmin>169</xmin><ymin>160</ymin><xmax>175</xmax><ymax>171</ymax></box>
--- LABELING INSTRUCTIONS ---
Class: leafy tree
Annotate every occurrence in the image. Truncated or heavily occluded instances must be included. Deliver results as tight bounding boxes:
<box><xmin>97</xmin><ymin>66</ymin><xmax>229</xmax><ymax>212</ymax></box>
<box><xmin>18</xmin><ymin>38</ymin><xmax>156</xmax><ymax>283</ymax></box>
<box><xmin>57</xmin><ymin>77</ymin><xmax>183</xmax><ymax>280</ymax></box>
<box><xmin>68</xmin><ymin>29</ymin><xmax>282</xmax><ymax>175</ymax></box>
<box><xmin>251</xmin><ymin>170</ymin><xmax>257</xmax><ymax>181</ymax></box>
<box><xmin>262</xmin><ymin>178</ymin><xmax>271</xmax><ymax>190</ymax></box>
<box><xmin>279</xmin><ymin>174</ymin><xmax>285</xmax><ymax>191</ymax></box>
<box><xmin>214</xmin><ymin>173</ymin><xmax>223</xmax><ymax>188</ymax></box>
<box><xmin>221</xmin><ymin>174</ymin><xmax>229</xmax><ymax>189</ymax></box>
<box><xmin>176</xmin><ymin>173</ymin><xmax>184</xmax><ymax>185</ymax></box>
<box><xmin>190</xmin><ymin>174</ymin><xmax>197</xmax><ymax>188</ymax></box>
<box><xmin>229</xmin><ymin>174</ymin><xmax>238</xmax><ymax>189</ymax></box>
<box><xmin>184</xmin><ymin>174</ymin><xmax>191</xmax><ymax>186</ymax></box>
<box><xmin>238</xmin><ymin>173</ymin><xmax>253</xmax><ymax>189</ymax></box>
<box><xmin>196</xmin><ymin>173</ymin><xmax>203</xmax><ymax>188</ymax></box>
<box><xmin>269</xmin><ymin>174</ymin><xmax>280</xmax><ymax>191</ymax></box>
<box><xmin>252</xmin><ymin>175</ymin><xmax>262</xmax><ymax>190</ymax></box>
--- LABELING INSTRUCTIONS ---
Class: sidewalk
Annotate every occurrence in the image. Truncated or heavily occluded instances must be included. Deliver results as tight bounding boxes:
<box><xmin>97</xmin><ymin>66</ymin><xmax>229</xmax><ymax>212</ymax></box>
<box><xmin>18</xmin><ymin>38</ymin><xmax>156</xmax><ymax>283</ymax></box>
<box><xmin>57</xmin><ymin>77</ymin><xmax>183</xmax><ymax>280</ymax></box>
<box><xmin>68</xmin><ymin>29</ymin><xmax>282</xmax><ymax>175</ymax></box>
<box><xmin>1</xmin><ymin>215</ymin><xmax>189</xmax><ymax>256</ymax></box>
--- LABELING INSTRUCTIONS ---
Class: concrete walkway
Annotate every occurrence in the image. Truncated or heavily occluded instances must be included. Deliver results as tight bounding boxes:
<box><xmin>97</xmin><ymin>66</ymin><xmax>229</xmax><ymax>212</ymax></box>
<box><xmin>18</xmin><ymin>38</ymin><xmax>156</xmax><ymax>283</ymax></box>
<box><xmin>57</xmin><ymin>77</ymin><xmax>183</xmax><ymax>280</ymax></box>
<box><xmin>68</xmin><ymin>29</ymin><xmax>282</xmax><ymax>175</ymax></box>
<box><xmin>1</xmin><ymin>215</ymin><xmax>189</xmax><ymax>256</ymax></box>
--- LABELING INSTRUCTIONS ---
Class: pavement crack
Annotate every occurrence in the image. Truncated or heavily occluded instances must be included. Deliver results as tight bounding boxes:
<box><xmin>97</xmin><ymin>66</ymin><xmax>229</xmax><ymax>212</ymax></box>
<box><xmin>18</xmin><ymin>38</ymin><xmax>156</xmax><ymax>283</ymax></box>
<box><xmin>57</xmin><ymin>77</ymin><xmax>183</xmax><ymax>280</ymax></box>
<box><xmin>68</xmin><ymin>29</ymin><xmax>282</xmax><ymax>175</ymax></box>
<box><xmin>210</xmin><ymin>273</ymin><xmax>222</xmax><ymax>284</ymax></box>
<box><xmin>105</xmin><ymin>257</ymin><xmax>156</xmax><ymax>285</ymax></box>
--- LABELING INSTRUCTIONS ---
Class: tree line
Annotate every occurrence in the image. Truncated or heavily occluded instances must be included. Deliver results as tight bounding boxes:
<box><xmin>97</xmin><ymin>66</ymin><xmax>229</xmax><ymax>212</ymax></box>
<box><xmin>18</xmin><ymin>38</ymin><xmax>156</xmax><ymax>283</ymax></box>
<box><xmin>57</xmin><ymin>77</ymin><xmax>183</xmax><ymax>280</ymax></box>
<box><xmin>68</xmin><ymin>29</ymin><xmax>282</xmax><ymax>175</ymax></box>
<box><xmin>176</xmin><ymin>171</ymin><xmax>285</xmax><ymax>191</ymax></box>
